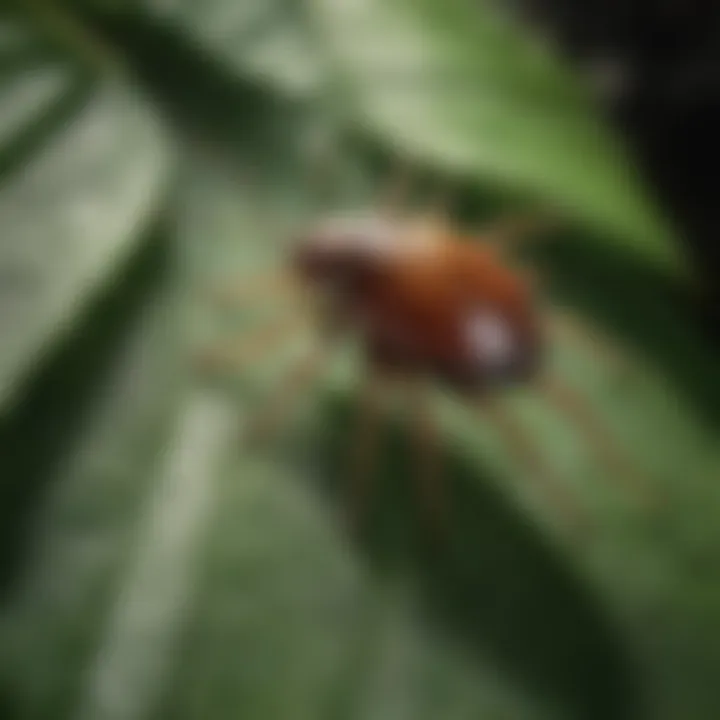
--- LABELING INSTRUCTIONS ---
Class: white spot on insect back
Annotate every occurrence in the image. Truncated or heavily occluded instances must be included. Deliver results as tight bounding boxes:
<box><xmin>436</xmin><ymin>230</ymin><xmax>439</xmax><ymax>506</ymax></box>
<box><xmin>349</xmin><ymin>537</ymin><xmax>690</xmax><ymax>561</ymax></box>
<box><xmin>465</xmin><ymin>307</ymin><xmax>516</xmax><ymax>370</ymax></box>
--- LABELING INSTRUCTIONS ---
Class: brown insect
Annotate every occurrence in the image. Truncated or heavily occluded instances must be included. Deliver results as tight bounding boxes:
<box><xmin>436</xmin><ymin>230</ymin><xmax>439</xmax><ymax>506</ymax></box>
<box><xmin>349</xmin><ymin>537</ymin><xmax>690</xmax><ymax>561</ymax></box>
<box><xmin>198</xmin><ymin>170</ymin><xmax>654</xmax><ymax>535</ymax></box>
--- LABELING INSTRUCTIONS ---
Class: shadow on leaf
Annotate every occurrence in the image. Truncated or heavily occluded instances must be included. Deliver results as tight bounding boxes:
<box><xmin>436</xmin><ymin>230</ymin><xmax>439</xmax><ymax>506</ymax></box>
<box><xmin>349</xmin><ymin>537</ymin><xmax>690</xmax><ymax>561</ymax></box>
<box><xmin>533</xmin><ymin>237</ymin><xmax>720</xmax><ymax>430</ymax></box>
<box><xmin>82</xmin><ymin>9</ymin><xmax>312</xmax><ymax>190</ymax></box>
<box><xmin>0</xmin><ymin>220</ymin><xmax>171</xmax><ymax>599</ymax></box>
<box><xmin>306</xmin><ymin>391</ymin><xmax>643</xmax><ymax>720</ymax></box>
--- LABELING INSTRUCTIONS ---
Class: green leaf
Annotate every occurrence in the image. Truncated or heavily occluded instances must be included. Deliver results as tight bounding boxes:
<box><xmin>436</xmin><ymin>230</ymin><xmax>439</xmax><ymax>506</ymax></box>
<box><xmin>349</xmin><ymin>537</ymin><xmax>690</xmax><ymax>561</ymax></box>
<box><xmin>0</xmin><ymin>11</ymin><xmax>172</xmax><ymax>412</ymax></box>
<box><xmin>307</xmin><ymin>0</ymin><xmax>682</xmax><ymax>272</ymax></box>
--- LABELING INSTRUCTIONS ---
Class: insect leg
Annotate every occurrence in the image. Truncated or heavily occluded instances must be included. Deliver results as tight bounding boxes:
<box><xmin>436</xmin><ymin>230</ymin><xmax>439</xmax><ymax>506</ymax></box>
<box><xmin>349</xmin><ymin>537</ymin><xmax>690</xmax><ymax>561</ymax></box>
<box><xmin>243</xmin><ymin>345</ymin><xmax>329</xmax><ymax>448</ymax></box>
<box><xmin>194</xmin><ymin>312</ymin><xmax>306</xmax><ymax>376</ymax></box>
<box><xmin>546</xmin><ymin>308</ymin><xmax>631</xmax><ymax>377</ymax></box>
<box><xmin>378</xmin><ymin>156</ymin><xmax>415</xmax><ymax>217</ymax></box>
<box><xmin>481</xmin><ymin>212</ymin><xmax>559</xmax><ymax>249</ymax></box>
<box><xmin>345</xmin><ymin>370</ymin><xmax>386</xmax><ymax>531</ymax></box>
<box><xmin>406</xmin><ymin>379</ymin><xmax>445</xmax><ymax>536</ymax></box>
<box><xmin>479</xmin><ymin>396</ymin><xmax>587</xmax><ymax>531</ymax></box>
<box><xmin>535</xmin><ymin>374</ymin><xmax>656</xmax><ymax>505</ymax></box>
<box><xmin>206</xmin><ymin>270</ymin><xmax>300</xmax><ymax>310</ymax></box>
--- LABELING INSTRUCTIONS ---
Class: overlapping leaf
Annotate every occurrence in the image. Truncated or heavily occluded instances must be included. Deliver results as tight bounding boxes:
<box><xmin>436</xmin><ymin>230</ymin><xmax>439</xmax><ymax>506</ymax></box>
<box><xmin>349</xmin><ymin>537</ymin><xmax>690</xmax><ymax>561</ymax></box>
<box><xmin>136</xmin><ymin>0</ymin><xmax>683</xmax><ymax>271</ymax></box>
<box><xmin>0</xmin><ymin>9</ymin><xmax>180</xmax><ymax>719</ymax></box>
<box><xmin>308</xmin><ymin>0</ymin><xmax>681</xmax><ymax>271</ymax></box>
<box><xmin>0</xmin><ymin>10</ymin><xmax>172</xmax><ymax>411</ymax></box>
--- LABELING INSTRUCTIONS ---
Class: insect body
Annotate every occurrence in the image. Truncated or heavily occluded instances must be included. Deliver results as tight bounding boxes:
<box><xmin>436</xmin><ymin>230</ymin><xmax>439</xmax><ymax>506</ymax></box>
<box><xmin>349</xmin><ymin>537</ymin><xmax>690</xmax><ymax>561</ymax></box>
<box><xmin>201</xmin><ymin>203</ymin><xmax>655</xmax><ymax>536</ymax></box>
<box><xmin>293</xmin><ymin>213</ymin><xmax>542</xmax><ymax>393</ymax></box>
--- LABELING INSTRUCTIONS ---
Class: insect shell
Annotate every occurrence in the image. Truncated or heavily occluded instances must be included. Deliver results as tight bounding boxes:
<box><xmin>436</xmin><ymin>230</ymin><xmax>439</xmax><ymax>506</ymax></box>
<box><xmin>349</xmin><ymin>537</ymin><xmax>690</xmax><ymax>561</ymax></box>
<box><xmin>291</xmin><ymin>212</ymin><xmax>543</xmax><ymax>393</ymax></box>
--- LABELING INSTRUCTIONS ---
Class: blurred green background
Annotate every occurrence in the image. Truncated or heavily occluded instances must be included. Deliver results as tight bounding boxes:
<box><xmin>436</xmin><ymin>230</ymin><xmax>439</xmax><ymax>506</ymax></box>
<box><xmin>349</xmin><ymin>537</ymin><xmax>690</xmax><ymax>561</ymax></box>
<box><xmin>0</xmin><ymin>2</ymin><xmax>719</xmax><ymax>719</ymax></box>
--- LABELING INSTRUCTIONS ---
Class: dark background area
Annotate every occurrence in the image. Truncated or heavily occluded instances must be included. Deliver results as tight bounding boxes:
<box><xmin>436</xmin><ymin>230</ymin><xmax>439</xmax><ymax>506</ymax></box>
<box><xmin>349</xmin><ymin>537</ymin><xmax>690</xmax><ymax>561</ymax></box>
<box><xmin>512</xmin><ymin>0</ymin><xmax>720</xmax><ymax>330</ymax></box>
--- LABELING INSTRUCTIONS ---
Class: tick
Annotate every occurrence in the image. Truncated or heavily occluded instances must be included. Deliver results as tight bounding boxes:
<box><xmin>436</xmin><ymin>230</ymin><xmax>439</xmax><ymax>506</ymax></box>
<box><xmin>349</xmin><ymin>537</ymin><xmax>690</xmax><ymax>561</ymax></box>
<box><xmin>197</xmin><ymin>170</ymin><xmax>654</xmax><ymax>535</ymax></box>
